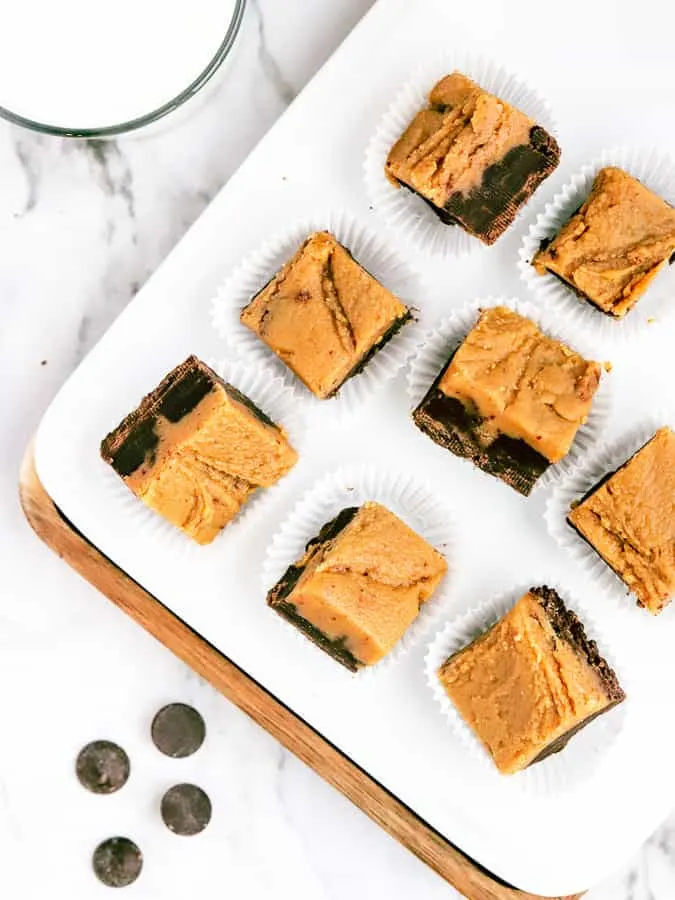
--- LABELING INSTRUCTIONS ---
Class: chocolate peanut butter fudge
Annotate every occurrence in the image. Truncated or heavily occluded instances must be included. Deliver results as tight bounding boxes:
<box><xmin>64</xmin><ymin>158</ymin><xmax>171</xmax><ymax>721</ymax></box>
<box><xmin>568</xmin><ymin>427</ymin><xmax>675</xmax><ymax>614</ymax></box>
<box><xmin>101</xmin><ymin>356</ymin><xmax>298</xmax><ymax>544</ymax></box>
<box><xmin>533</xmin><ymin>167</ymin><xmax>675</xmax><ymax>317</ymax></box>
<box><xmin>268</xmin><ymin>502</ymin><xmax>447</xmax><ymax>671</ymax></box>
<box><xmin>76</xmin><ymin>741</ymin><xmax>130</xmax><ymax>795</ymax></box>
<box><xmin>413</xmin><ymin>307</ymin><xmax>602</xmax><ymax>495</ymax></box>
<box><xmin>439</xmin><ymin>587</ymin><xmax>625</xmax><ymax>775</ymax></box>
<box><xmin>385</xmin><ymin>72</ymin><xmax>560</xmax><ymax>245</ymax></box>
<box><xmin>240</xmin><ymin>231</ymin><xmax>411</xmax><ymax>399</ymax></box>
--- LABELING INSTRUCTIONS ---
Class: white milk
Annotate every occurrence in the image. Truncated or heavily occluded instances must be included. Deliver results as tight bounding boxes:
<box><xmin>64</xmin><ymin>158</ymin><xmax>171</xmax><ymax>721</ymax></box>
<box><xmin>0</xmin><ymin>0</ymin><xmax>240</xmax><ymax>128</ymax></box>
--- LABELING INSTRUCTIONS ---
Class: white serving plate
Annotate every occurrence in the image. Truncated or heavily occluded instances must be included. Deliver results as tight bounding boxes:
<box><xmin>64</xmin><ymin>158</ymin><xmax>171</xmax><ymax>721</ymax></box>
<box><xmin>34</xmin><ymin>0</ymin><xmax>675</xmax><ymax>894</ymax></box>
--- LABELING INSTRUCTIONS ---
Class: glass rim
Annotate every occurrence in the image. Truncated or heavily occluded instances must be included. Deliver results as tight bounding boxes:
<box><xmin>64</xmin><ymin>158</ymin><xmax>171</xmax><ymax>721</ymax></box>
<box><xmin>0</xmin><ymin>0</ymin><xmax>247</xmax><ymax>138</ymax></box>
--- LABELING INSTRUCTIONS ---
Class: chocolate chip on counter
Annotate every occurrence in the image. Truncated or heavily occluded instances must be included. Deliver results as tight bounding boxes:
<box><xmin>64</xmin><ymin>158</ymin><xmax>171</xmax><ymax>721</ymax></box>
<box><xmin>161</xmin><ymin>783</ymin><xmax>212</xmax><ymax>836</ymax></box>
<box><xmin>92</xmin><ymin>837</ymin><xmax>143</xmax><ymax>887</ymax></box>
<box><xmin>151</xmin><ymin>703</ymin><xmax>205</xmax><ymax>758</ymax></box>
<box><xmin>76</xmin><ymin>741</ymin><xmax>130</xmax><ymax>795</ymax></box>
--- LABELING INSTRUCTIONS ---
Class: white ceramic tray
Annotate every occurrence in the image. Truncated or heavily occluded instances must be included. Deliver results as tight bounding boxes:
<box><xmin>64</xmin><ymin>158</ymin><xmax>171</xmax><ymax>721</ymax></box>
<box><xmin>34</xmin><ymin>0</ymin><xmax>675</xmax><ymax>894</ymax></box>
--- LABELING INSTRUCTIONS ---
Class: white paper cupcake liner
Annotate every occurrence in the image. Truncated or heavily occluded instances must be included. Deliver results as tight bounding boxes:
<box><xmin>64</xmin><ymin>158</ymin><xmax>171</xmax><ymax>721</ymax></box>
<box><xmin>519</xmin><ymin>147</ymin><xmax>675</xmax><ymax>345</ymax></box>
<box><xmin>262</xmin><ymin>464</ymin><xmax>457</xmax><ymax>675</ymax></box>
<box><xmin>100</xmin><ymin>358</ymin><xmax>306</xmax><ymax>557</ymax></box>
<box><xmin>364</xmin><ymin>51</ymin><xmax>558</xmax><ymax>259</ymax></box>
<box><xmin>424</xmin><ymin>582</ymin><xmax>628</xmax><ymax>795</ymax></box>
<box><xmin>405</xmin><ymin>297</ymin><xmax>612</xmax><ymax>492</ymax></box>
<box><xmin>210</xmin><ymin>211</ymin><xmax>425</xmax><ymax>416</ymax></box>
<box><xmin>545</xmin><ymin>413</ymin><xmax>675</xmax><ymax>615</ymax></box>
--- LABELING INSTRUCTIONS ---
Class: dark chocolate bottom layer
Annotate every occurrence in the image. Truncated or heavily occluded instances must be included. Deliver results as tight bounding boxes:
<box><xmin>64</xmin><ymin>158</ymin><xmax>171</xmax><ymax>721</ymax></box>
<box><xmin>398</xmin><ymin>126</ymin><xmax>560</xmax><ymax>245</ymax></box>
<box><xmin>412</xmin><ymin>358</ymin><xmax>549</xmax><ymax>495</ymax></box>
<box><xmin>267</xmin><ymin>507</ymin><xmax>362</xmax><ymax>672</ymax></box>
<box><xmin>101</xmin><ymin>356</ymin><xmax>219</xmax><ymax>477</ymax></box>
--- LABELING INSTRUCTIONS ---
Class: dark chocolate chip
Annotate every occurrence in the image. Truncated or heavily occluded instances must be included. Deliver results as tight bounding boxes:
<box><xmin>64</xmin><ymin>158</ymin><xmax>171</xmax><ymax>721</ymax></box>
<box><xmin>92</xmin><ymin>837</ymin><xmax>143</xmax><ymax>887</ymax></box>
<box><xmin>76</xmin><ymin>741</ymin><xmax>130</xmax><ymax>795</ymax></box>
<box><xmin>151</xmin><ymin>703</ymin><xmax>205</xmax><ymax>758</ymax></box>
<box><xmin>161</xmin><ymin>784</ymin><xmax>212</xmax><ymax>836</ymax></box>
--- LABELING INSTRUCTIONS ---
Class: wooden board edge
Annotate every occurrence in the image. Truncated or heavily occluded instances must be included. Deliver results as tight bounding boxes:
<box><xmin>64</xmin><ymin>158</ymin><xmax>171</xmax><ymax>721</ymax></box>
<box><xmin>19</xmin><ymin>443</ymin><xmax>582</xmax><ymax>900</ymax></box>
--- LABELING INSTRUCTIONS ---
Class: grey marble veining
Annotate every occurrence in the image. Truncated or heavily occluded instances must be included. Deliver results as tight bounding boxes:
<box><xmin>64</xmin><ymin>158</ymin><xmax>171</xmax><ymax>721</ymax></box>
<box><xmin>251</xmin><ymin>0</ymin><xmax>297</xmax><ymax>106</ymax></box>
<box><xmin>84</xmin><ymin>141</ymin><xmax>136</xmax><ymax>222</ymax></box>
<box><xmin>12</xmin><ymin>135</ymin><xmax>40</xmax><ymax>216</ymax></box>
<box><xmin>0</xmin><ymin>1</ymin><xmax>673</xmax><ymax>897</ymax></box>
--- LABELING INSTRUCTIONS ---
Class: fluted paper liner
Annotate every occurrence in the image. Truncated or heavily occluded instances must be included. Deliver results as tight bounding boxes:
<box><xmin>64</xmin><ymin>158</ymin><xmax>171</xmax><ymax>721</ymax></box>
<box><xmin>405</xmin><ymin>297</ymin><xmax>612</xmax><ymax>491</ymax></box>
<box><xmin>424</xmin><ymin>582</ymin><xmax>628</xmax><ymax>794</ymax></box>
<box><xmin>262</xmin><ymin>464</ymin><xmax>457</xmax><ymax>674</ymax></box>
<box><xmin>364</xmin><ymin>51</ymin><xmax>558</xmax><ymax>258</ymax></box>
<box><xmin>211</xmin><ymin>211</ymin><xmax>424</xmax><ymax>415</ymax></box>
<box><xmin>519</xmin><ymin>147</ymin><xmax>675</xmax><ymax>346</ymax></box>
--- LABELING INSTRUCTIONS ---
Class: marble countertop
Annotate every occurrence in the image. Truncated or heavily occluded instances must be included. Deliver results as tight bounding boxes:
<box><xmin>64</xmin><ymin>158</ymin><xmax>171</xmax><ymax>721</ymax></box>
<box><xmin>1</xmin><ymin>1</ymin><xmax>673</xmax><ymax>897</ymax></box>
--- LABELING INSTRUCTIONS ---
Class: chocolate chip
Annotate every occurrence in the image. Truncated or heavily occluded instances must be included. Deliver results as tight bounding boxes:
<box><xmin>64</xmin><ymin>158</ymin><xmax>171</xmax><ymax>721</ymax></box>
<box><xmin>161</xmin><ymin>784</ymin><xmax>212</xmax><ymax>836</ymax></box>
<box><xmin>92</xmin><ymin>837</ymin><xmax>142</xmax><ymax>887</ymax></box>
<box><xmin>151</xmin><ymin>703</ymin><xmax>205</xmax><ymax>758</ymax></box>
<box><xmin>76</xmin><ymin>741</ymin><xmax>130</xmax><ymax>795</ymax></box>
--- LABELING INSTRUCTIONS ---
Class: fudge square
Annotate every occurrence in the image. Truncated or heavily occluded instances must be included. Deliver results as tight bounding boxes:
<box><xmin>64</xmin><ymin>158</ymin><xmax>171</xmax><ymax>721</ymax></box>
<box><xmin>413</xmin><ymin>307</ymin><xmax>602</xmax><ymax>495</ymax></box>
<box><xmin>267</xmin><ymin>502</ymin><xmax>447</xmax><ymax>671</ymax></box>
<box><xmin>533</xmin><ymin>167</ymin><xmax>675</xmax><ymax>318</ymax></box>
<box><xmin>568</xmin><ymin>427</ymin><xmax>675</xmax><ymax>614</ymax></box>
<box><xmin>385</xmin><ymin>72</ymin><xmax>560</xmax><ymax>245</ymax></box>
<box><xmin>240</xmin><ymin>231</ymin><xmax>411</xmax><ymax>399</ymax></box>
<box><xmin>438</xmin><ymin>587</ymin><xmax>625</xmax><ymax>775</ymax></box>
<box><xmin>100</xmin><ymin>356</ymin><xmax>298</xmax><ymax>545</ymax></box>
